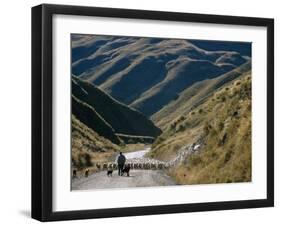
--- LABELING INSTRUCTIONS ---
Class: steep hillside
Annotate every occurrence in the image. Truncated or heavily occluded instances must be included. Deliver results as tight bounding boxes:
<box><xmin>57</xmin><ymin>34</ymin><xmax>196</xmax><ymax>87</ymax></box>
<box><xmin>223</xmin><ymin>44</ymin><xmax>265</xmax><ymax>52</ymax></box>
<box><xmin>72</xmin><ymin>76</ymin><xmax>161</xmax><ymax>138</ymax></box>
<box><xmin>129</xmin><ymin>58</ymin><xmax>227</xmax><ymax>116</ymax></box>
<box><xmin>72</xmin><ymin>35</ymin><xmax>250</xmax><ymax>116</ymax></box>
<box><xmin>72</xmin><ymin>95</ymin><xmax>121</xmax><ymax>144</ymax></box>
<box><xmin>149</xmin><ymin>72</ymin><xmax>251</xmax><ymax>184</ymax></box>
<box><xmin>72</xmin><ymin>115</ymin><xmax>120</xmax><ymax>169</ymax></box>
<box><xmin>152</xmin><ymin>61</ymin><xmax>251</xmax><ymax>129</ymax></box>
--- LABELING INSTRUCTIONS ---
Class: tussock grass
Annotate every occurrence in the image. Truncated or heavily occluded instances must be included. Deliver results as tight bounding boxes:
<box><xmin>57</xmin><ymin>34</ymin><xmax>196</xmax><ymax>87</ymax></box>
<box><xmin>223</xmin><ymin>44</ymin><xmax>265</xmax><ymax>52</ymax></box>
<box><xmin>151</xmin><ymin>71</ymin><xmax>252</xmax><ymax>184</ymax></box>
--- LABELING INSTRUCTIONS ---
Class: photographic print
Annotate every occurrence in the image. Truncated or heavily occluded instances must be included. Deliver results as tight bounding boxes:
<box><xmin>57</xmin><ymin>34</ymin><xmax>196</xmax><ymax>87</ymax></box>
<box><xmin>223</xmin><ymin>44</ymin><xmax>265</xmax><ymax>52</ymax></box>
<box><xmin>32</xmin><ymin>4</ymin><xmax>274</xmax><ymax>221</ymax></box>
<box><xmin>71</xmin><ymin>34</ymin><xmax>252</xmax><ymax>190</ymax></box>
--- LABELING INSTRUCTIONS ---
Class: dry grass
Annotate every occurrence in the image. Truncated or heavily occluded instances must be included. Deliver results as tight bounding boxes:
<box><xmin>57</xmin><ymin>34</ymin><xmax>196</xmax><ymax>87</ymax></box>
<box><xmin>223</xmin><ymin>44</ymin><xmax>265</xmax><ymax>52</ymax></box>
<box><xmin>152</xmin><ymin>61</ymin><xmax>251</xmax><ymax>130</ymax></box>
<box><xmin>71</xmin><ymin>115</ymin><xmax>152</xmax><ymax>177</ymax></box>
<box><xmin>148</xmin><ymin>125</ymin><xmax>202</xmax><ymax>161</ymax></box>
<box><xmin>71</xmin><ymin>115</ymin><xmax>120</xmax><ymax>171</ymax></box>
<box><xmin>151</xmin><ymin>72</ymin><xmax>252</xmax><ymax>184</ymax></box>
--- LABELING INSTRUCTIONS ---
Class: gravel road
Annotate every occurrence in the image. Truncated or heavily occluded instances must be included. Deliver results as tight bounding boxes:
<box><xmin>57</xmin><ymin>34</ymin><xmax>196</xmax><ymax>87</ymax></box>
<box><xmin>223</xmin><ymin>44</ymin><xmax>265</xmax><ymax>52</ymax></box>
<box><xmin>71</xmin><ymin>169</ymin><xmax>176</xmax><ymax>190</ymax></box>
<box><xmin>72</xmin><ymin>147</ymin><xmax>176</xmax><ymax>190</ymax></box>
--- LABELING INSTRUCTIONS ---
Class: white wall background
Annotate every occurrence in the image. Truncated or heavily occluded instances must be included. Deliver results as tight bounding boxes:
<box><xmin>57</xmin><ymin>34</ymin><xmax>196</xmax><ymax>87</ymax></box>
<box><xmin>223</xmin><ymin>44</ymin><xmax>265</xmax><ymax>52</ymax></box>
<box><xmin>0</xmin><ymin>0</ymin><xmax>279</xmax><ymax>225</ymax></box>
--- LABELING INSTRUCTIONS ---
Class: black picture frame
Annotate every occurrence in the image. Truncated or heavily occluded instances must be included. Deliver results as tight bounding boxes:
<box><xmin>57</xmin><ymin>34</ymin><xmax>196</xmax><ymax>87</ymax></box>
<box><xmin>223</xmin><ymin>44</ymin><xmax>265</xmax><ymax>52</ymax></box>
<box><xmin>32</xmin><ymin>4</ymin><xmax>274</xmax><ymax>222</ymax></box>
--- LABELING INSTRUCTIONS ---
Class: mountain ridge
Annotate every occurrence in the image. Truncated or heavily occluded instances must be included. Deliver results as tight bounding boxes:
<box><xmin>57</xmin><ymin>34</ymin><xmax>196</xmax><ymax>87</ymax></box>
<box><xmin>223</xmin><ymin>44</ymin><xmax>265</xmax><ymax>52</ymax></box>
<box><xmin>72</xmin><ymin>35</ymin><xmax>250</xmax><ymax>116</ymax></box>
<box><xmin>152</xmin><ymin>61</ymin><xmax>251</xmax><ymax>128</ymax></box>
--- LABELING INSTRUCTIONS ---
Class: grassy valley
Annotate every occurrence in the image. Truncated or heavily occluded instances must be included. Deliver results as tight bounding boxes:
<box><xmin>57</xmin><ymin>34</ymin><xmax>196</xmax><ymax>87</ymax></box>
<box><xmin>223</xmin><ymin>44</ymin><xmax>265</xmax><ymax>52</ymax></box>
<box><xmin>71</xmin><ymin>34</ymin><xmax>252</xmax><ymax>186</ymax></box>
<box><xmin>71</xmin><ymin>75</ymin><xmax>162</xmax><ymax>172</ymax></box>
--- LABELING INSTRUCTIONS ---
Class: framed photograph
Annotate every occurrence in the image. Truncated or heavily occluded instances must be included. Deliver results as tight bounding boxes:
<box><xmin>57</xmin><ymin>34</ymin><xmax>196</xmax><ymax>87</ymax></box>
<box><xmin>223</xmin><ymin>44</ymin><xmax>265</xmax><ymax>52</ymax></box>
<box><xmin>32</xmin><ymin>4</ymin><xmax>274</xmax><ymax>221</ymax></box>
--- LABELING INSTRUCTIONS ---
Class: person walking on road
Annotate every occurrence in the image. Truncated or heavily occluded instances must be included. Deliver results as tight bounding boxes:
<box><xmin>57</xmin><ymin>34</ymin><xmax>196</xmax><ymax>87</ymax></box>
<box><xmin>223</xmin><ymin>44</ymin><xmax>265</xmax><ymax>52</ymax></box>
<box><xmin>117</xmin><ymin>152</ymin><xmax>126</xmax><ymax>176</ymax></box>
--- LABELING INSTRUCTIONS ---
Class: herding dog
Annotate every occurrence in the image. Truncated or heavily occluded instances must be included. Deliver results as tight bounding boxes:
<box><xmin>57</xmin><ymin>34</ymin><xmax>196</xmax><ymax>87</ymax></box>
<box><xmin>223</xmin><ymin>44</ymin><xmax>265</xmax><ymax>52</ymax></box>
<box><xmin>72</xmin><ymin>169</ymin><xmax>77</xmax><ymax>178</ymax></box>
<box><xmin>85</xmin><ymin>169</ymin><xmax>89</xmax><ymax>177</ymax></box>
<box><xmin>107</xmin><ymin>169</ymin><xmax>113</xmax><ymax>177</ymax></box>
<box><xmin>121</xmin><ymin>164</ymin><xmax>131</xmax><ymax>177</ymax></box>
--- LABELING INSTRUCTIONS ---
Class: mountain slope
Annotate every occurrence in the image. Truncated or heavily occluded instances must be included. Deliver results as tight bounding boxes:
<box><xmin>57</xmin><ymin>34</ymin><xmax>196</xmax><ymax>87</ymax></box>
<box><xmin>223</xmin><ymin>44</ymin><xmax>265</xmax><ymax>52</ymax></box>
<box><xmin>72</xmin><ymin>76</ymin><xmax>161</xmax><ymax>139</ymax></box>
<box><xmin>148</xmin><ymin>71</ymin><xmax>251</xmax><ymax>184</ymax></box>
<box><xmin>72</xmin><ymin>95</ymin><xmax>121</xmax><ymax>144</ymax></box>
<box><xmin>129</xmin><ymin>58</ymin><xmax>227</xmax><ymax>116</ymax></box>
<box><xmin>72</xmin><ymin>114</ymin><xmax>120</xmax><ymax>169</ymax></box>
<box><xmin>152</xmin><ymin>61</ymin><xmax>251</xmax><ymax>128</ymax></box>
<box><xmin>72</xmin><ymin>35</ymin><xmax>250</xmax><ymax>116</ymax></box>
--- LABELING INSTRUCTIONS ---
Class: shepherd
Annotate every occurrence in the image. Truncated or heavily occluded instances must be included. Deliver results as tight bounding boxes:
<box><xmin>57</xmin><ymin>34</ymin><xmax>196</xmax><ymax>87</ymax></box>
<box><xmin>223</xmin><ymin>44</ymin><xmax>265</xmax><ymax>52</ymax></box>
<box><xmin>117</xmin><ymin>152</ymin><xmax>126</xmax><ymax>176</ymax></box>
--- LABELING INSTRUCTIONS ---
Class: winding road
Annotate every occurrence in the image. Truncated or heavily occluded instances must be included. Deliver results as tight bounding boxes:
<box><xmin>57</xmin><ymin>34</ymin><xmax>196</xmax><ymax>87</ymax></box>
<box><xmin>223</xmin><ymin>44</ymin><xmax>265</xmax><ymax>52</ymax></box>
<box><xmin>71</xmin><ymin>148</ymin><xmax>176</xmax><ymax>190</ymax></box>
